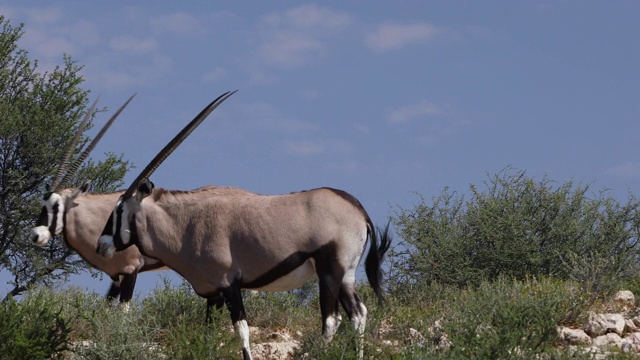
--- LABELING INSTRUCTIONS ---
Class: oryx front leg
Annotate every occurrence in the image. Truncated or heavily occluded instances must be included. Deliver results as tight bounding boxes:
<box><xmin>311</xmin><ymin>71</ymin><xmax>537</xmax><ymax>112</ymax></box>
<box><xmin>118</xmin><ymin>273</ymin><xmax>138</xmax><ymax>304</ymax></box>
<box><xmin>222</xmin><ymin>285</ymin><xmax>252</xmax><ymax>360</ymax></box>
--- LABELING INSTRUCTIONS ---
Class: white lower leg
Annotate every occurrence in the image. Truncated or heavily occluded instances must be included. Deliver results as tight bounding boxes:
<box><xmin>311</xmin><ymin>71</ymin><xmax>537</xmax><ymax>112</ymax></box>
<box><xmin>352</xmin><ymin>303</ymin><xmax>367</xmax><ymax>360</ymax></box>
<box><xmin>118</xmin><ymin>302</ymin><xmax>131</xmax><ymax>313</ymax></box>
<box><xmin>351</xmin><ymin>302</ymin><xmax>367</xmax><ymax>334</ymax></box>
<box><xmin>234</xmin><ymin>320</ymin><xmax>252</xmax><ymax>360</ymax></box>
<box><xmin>323</xmin><ymin>313</ymin><xmax>342</xmax><ymax>342</ymax></box>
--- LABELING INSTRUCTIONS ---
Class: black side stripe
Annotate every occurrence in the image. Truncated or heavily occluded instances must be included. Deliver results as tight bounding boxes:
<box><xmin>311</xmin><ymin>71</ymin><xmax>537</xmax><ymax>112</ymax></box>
<box><xmin>103</xmin><ymin>213</ymin><xmax>114</xmax><ymax>236</ymax></box>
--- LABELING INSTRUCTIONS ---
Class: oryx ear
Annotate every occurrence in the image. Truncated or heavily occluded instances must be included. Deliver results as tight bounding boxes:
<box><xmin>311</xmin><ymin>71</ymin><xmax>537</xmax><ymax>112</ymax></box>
<box><xmin>70</xmin><ymin>180</ymin><xmax>91</xmax><ymax>200</ymax></box>
<box><xmin>79</xmin><ymin>180</ymin><xmax>91</xmax><ymax>193</ymax></box>
<box><xmin>136</xmin><ymin>179</ymin><xmax>154</xmax><ymax>202</ymax></box>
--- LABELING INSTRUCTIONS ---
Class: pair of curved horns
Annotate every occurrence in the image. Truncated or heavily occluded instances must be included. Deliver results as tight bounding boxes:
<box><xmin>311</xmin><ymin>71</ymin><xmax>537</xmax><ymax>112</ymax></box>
<box><xmin>122</xmin><ymin>90</ymin><xmax>237</xmax><ymax>199</ymax></box>
<box><xmin>50</xmin><ymin>94</ymin><xmax>137</xmax><ymax>192</ymax></box>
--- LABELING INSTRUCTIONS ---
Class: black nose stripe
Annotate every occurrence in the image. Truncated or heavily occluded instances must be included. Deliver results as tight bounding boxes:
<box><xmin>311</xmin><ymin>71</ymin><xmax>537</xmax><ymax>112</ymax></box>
<box><xmin>103</xmin><ymin>214</ymin><xmax>114</xmax><ymax>236</ymax></box>
<box><xmin>48</xmin><ymin>203</ymin><xmax>59</xmax><ymax>235</ymax></box>
<box><xmin>112</xmin><ymin>204</ymin><xmax>124</xmax><ymax>247</ymax></box>
<box><xmin>36</xmin><ymin>207</ymin><xmax>48</xmax><ymax>227</ymax></box>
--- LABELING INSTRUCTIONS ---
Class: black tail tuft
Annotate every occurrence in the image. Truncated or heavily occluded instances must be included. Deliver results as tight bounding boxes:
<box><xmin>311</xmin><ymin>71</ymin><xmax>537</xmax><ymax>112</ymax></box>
<box><xmin>365</xmin><ymin>221</ymin><xmax>392</xmax><ymax>306</ymax></box>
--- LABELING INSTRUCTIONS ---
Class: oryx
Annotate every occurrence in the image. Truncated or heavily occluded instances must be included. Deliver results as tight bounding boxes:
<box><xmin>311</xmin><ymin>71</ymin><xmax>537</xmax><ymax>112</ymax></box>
<box><xmin>29</xmin><ymin>94</ymin><xmax>169</xmax><ymax>305</ymax></box>
<box><xmin>96</xmin><ymin>91</ymin><xmax>391</xmax><ymax>360</ymax></box>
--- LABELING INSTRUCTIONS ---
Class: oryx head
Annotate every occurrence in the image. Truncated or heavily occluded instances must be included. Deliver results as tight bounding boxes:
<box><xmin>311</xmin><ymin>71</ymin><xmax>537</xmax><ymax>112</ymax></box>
<box><xmin>97</xmin><ymin>178</ymin><xmax>154</xmax><ymax>257</ymax></box>
<box><xmin>30</xmin><ymin>94</ymin><xmax>136</xmax><ymax>246</ymax></box>
<box><xmin>97</xmin><ymin>90</ymin><xmax>237</xmax><ymax>258</ymax></box>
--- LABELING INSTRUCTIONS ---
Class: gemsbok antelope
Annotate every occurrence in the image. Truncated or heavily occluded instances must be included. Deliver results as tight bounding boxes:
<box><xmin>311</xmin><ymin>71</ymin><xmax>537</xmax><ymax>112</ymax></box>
<box><xmin>95</xmin><ymin>91</ymin><xmax>391</xmax><ymax>360</ymax></box>
<box><xmin>30</xmin><ymin>94</ymin><xmax>171</xmax><ymax>306</ymax></box>
<box><xmin>35</xmin><ymin>91</ymin><xmax>232</xmax><ymax>308</ymax></box>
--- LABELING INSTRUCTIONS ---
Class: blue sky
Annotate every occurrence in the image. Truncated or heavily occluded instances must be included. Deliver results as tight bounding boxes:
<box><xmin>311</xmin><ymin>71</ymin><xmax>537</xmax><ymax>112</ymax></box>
<box><xmin>1</xmin><ymin>1</ymin><xmax>639</xmax><ymax>298</ymax></box>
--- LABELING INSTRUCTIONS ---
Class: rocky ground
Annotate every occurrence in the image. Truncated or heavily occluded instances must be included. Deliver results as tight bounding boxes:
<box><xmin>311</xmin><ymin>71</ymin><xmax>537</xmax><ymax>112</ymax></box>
<box><xmin>249</xmin><ymin>290</ymin><xmax>640</xmax><ymax>359</ymax></box>
<box><xmin>66</xmin><ymin>290</ymin><xmax>640</xmax><ymax>359</ymax></box>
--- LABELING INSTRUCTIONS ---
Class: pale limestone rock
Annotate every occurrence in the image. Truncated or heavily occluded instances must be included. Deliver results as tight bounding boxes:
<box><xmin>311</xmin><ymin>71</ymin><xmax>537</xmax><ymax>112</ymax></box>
<box><xmin>409</xmin><ymin>327</ymin><xmax>427</xmax><ymax>347</ymax></box>
<box><xmin>251</xmin><ymin>340</ymin><xmax>300</xmax><ymax>360</ymax></box>
<box><xmin>558</xmin><ymin>326</ymin><xmax>592</xmax><ymax>346</ymax></box>
<box><xmin>584</xmin><ymin>313</ymin><xmax>626</xmax><ymax>336</ymax></box>
<box><xmin>592</xmin><ymin>333</ymin><xmax>623</xmax><ymax>349</ymax></box>
<box><xmin>614</xmin><ymin>290</ymin><xmax>635</xmax><ymax>308</ymax></box>
<box><xmin>623</xmin><ymin>332</ymin><xmax>640</xmax><ymax>352</ymax></box>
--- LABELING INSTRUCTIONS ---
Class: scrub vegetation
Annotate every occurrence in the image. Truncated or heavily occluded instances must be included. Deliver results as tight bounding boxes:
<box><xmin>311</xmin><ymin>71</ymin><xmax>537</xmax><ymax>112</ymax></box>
<box><xmin>3</xmin><ymin>15</ymin><xmax>640</xmax><ymax>359</ymax></box>
<box><xmin>3</xmin><ymin>169</ymin><xmax>640</xmax><ymax>359</ymax></box>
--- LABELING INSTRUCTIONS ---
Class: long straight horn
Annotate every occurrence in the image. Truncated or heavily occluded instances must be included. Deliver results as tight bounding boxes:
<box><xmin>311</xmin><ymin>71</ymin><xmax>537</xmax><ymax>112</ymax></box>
<box><xmin>59</xmin><ymin>93</ymin><xmax>136</xmax><ymax>188</ymax></box>
<box><xmin>50</xmin><ymin>97</ymin><xmax>100</xmax><ymax>192</ymax></box>
<box><xmin>122</xmin><ymin>90</ymin><xmax>237</xmax><ymax>199</ymax></box>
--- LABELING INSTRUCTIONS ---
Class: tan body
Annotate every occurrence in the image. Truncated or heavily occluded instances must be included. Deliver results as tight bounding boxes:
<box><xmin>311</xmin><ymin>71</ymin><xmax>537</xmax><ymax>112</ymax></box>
<box><xmin>133</xmin><ymin>186</ymin><xmax>367</xmax><ymax>296</ymax></box>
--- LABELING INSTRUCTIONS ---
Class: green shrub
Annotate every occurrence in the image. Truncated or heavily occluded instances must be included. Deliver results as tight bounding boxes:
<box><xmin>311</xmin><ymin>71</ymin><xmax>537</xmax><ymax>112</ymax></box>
<box><xmin>140</xmin><ymin>277</ymin><xmax>240</xmax><ymax>358</ymax></box>
<box><xmin>141</xmin><ymin>277</ymin><xmax>206</xmax><ymax>329</ymax></box>
<box><xmin>161</xmin><ymin>313</ymin><xmax>238</xmax><ymax>360</ymax></box>
<box><xmin>0</xmin><ymin>289</ymin><xmax>70</xmax><ymax>360</ymax></box>
<box><xmin>440</xmin><ymin>277</ymin><xmax>590</xmax><ymax>358</ymax></box>
<box><xmin>70</xmin><ymin>299</ymin><xmax>161</xmax><ymax>360</ymax></box>
<box><xmin>390</xmin><ymin>167</ymin><xmax>640</xmax><ymax>297</ymax></box>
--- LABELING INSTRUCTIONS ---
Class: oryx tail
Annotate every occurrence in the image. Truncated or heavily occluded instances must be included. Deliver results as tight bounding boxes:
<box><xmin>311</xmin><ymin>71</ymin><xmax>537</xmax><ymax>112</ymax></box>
<box><xmin>365</xmin><ymin>220</ymin><xmax>392</xmax><ymax>306</ymax></box>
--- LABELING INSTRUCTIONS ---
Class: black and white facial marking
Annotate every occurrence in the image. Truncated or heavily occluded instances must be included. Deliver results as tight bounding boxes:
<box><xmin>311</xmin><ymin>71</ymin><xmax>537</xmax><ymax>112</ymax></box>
<box><xmin>97</xmin><ymin>196</ymin><xmax>136</xmax><ymax>257</ymax></box>
<box><xmin>30</xmin><ymin>192</ymin><xmax>65</xmax><ymax>246</ymax></box>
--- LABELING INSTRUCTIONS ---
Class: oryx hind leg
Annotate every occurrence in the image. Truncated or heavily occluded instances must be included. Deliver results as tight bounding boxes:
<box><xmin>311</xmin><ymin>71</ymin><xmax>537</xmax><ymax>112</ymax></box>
<box><xmin>317</xmin><ymin>263</ymin><xmax>345</xmax><ymax>342</ymax></box>
<box><xmin>339</xmin><ymin>285</ymin><xmax>367</xmax><ymax>335</ymax></box>
<box><xmin>221</xmin><ymin>285</ymin><xmax>252</xmax><ymax>360</ymax></box>
<box><xmin>338</xmin><ymin>285</ymin><xmax>368</xmax><ymax>359</ymax></box>
<box><xmin>339</xmin><ymin>261</ymin><xmax>368</xmax><ymax>359</ymax></box>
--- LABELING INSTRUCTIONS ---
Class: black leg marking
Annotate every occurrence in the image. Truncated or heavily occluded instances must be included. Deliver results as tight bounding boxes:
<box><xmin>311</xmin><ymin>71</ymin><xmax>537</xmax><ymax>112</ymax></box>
<box><xmin>318</xmin><ymin>275</ymin><xmax>341</xmax><ymax>337</ymax></box>
<box><xmin>315</xmin><ymin>256</ymin><xmax>345</xmax><ymax>339</ymax></box>
<box><xmin>106</xmin><ymin>275</ymin><xmax>122</xmax><ymax>301</ymax></box>
<box><xmin>339</xmin><ymin>286</ymin><xmax>364</xmax><ymax>320</ymax></box>
<box><xmin>119</xmin><ymin>273</ymin><xmax>138</xmax><ymax>303</ymax></box>
<box><xmin>221</xmin><ymin>285</ymin><xmax>246</xmax><ymax>323</ymax></box>
<box><xmin>242</xmin><ymin>348</ymin><xmax>251</xmax><ymax>360</ymax></box>
<box><xmin>221</xmin><ymin>285</ymin><xmax>252</xmax><ymax>360</ymax></box>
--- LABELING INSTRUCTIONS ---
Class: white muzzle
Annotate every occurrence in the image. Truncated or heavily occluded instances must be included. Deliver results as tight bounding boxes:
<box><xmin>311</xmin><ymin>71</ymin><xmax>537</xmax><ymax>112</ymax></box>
<box><xmin>31</xmin><ymin>226</ymin><xmax>52</xmax><ymax>246</ymax></box>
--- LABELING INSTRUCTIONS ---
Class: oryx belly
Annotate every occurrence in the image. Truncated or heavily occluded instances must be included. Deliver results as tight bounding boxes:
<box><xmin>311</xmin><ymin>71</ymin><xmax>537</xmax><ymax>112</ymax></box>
<box><xmin>249</xmin><ymin>258</ymin><xmax>316</xmax><ymax>292</ymax></box>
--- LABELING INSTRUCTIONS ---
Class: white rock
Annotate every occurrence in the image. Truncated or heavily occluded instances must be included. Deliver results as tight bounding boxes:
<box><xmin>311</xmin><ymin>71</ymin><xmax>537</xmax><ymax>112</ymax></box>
<box><xmin>409</xmin><ymin>327</ymin><xmax>427</xmax><ymax>347</ymax></box>
<box><xmin>623</xmin><ymin>332</ymin><xmax>640</xmax><ymax>352</ymax></box>
<box><xmin>614</xmin><ymin>290</ymin><xmax>635</xmax><ymax>308</ymax></box>
<box><xmin>558</xmin><ymin>326</ymin><xmax>592</xmax><ymax>346</ymax></box>
<box><xmin>592</xmin><ymin>333</ymin><xmax>623</xmax><ymax>349</ymax></box>
<box><xmin>584</xmin><ymin>313</ymin><xmax>626</xmax><ymax>336</ymax></box>
<box><xmin>251</xmin><ymin>340</ymin><xmax>300</xmax><ymax>360</ymax></box>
